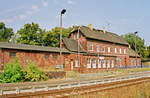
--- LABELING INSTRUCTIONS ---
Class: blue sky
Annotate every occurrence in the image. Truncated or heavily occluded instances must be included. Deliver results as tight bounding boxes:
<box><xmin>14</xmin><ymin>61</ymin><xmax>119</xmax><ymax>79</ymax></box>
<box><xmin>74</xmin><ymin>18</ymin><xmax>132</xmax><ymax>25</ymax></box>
<box><xmin>0</xmin><ymin>0</ymin><xmax>150</xmax><ymax>45</ymax></box>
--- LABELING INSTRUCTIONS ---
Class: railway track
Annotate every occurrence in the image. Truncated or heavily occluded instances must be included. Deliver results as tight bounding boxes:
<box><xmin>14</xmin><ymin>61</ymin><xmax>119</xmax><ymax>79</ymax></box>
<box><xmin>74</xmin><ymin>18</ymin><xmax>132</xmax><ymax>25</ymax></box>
<box><xmin>1</xmin><ymin>71</ymin><xmax>150</xmax><ymax>98</ymax></box>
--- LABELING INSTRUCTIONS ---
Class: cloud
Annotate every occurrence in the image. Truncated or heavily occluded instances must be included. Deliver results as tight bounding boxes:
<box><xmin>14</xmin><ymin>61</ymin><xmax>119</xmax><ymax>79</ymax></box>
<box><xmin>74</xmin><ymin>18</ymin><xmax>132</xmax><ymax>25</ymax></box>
<box><xmin>0</xmin><ymin>7</ymin><xmax>24</xmax><ymax>15</ymax></box>
<box><xmin>42</xmin><ymin>0</ymin><xmax>48</xmax><ymax>7</ymax></box>
<box><xmin>0</xmin><ymin>5</ymin><xmax>40</xmax><ymax>23</ymax></box>
<box><xmin>32</xmin><ymin>5</ymin><xmax>40</xmax><ymax>12</ymax></box>
<box><xmin>53</xmin><ymin>0</ymin><xmax>75</xmax><ymax>6</ymax></box>
<box><xmin>67</xmin><ymin>0</ymin><xmax>75</xmax><ymax>5</ymax></box>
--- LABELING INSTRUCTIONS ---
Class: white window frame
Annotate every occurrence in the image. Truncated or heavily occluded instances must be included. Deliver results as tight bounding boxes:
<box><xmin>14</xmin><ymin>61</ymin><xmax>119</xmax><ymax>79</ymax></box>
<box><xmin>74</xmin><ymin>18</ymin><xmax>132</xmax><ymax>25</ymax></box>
<box><xmin>96</xmin><ymin>44</ymin><xmax>100</xmax><ymax>52</ymax></box>
<box><xmin>108</xmin><ymin>46</ymin><xmax>111</xmax><ymax>53</ymax></box>
<box><xmin>98</xmin><ymin>59</ymin><xmax>101</xmax><ymax>68</ymax></box>
<box><xmin>124</xmin><ymin>49</ymin><xmax>126</xmax><ymax>54</ymax></box>
<box><xmin>92</xmin><ymin>59</ymin><xmax>96</xmax><ymax>68</ymax></box>
<box><xmin>103</xmin><ymin>60</ymin><xmax>106</xmax><ymax>68</ymax></box>
<box><xmin>89</xmin><ymin>43</ymin><xmax>93</xmax><ymax>51</ymax></box>
<box><xmin>111</xmin><ymin>60</ymin><xmax>114</xmax><ymax>68</ymax></box>
<box><xmin>87</xmin><ymin>58</ymin><xmax>91</xmax><ymax>68</ymax></box>
<box><xmin>75</xmin><ymin>59</ymin><xmax>79</xmax><ymax>67</ymax></box>
<box><xmin>120</xmin><ymin>48</ymin><xmax>122</xmax><ymax>54</ymax></box>
<box><xmin>107</xmin><ymin>60</ymin><xmax>110</xmax><ymax>68</ymax></box>
<box><xmin>102</xmin><ymin>45</ymin><xmax>105</xmax><ymax>52</ymax></box>
<box><xmin>114</xmin><ymin>48</ymin><xmax>117</xmax><ymax>53</ymax></box>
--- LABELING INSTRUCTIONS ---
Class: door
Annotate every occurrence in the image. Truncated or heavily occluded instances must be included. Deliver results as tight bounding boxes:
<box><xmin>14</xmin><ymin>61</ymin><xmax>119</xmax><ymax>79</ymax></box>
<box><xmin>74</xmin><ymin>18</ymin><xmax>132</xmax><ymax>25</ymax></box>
<box><xmin>71</xmin><ymin>59</ymin><xmax>74</xmax><ymax>71</ymax></box>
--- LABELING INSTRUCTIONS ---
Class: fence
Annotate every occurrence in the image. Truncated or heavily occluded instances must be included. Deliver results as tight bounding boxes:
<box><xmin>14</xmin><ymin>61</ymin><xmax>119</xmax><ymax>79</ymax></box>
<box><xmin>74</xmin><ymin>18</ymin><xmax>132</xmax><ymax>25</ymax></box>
<box><xmin>0</xmin><ymin>71</ymin><xmax>150</xmax><ymax>96</ymax></box>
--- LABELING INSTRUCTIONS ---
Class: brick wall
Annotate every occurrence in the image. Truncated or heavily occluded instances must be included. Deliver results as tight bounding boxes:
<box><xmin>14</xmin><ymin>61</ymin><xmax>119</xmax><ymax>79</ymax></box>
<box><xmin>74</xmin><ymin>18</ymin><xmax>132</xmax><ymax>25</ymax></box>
<box><xmin>1</xmin><ymin>49</ymin><xmax>71</xmax><ymax>70</ymax></box>
<box><xmin>69</xmin><ymin>31</ymin><xmax>140</xmax><ymax>70</ymax></box>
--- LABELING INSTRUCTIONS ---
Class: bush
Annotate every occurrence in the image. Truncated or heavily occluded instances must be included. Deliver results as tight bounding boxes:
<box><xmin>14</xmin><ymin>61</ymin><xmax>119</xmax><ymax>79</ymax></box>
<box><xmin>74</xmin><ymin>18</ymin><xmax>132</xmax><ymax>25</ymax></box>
<box><xmin>24</xmin><ymin>61</ymin><xmax>48</xmax><ymax>82</ymax></box>
<box><xmin>0</xmin><ymin>57</ymin><xmax>24</xmax><ymax>83</ymax></box>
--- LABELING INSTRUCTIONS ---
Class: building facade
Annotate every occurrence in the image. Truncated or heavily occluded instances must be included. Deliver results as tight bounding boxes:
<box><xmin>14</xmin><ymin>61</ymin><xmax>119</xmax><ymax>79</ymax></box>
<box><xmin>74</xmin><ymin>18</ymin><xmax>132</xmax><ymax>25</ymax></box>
<box><xmin>0</xmin><ymin>25</ymin><xmax>141</xmax><ymax>73</ymax></box>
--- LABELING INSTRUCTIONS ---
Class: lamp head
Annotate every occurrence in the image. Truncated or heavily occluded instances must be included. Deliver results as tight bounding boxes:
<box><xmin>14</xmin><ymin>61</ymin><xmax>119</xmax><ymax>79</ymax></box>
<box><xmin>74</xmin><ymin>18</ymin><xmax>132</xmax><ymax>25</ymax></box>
<box><xmin>134</xmin><ymin>31</ymin><xmax>138</xmax><ymax>34</ymax></box>
<box><xmin>61</xmin><ymin>9</ymin><xmax>66</xmax><ymax>14</ymax></box>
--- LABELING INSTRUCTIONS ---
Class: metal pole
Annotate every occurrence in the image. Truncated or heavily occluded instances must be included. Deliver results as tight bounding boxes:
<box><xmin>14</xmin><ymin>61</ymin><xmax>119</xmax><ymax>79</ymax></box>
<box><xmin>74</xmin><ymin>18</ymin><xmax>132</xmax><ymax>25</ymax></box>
<box><xmin>77</xmin><ymin>26</ymin><xmax>80</xmax><ymax>71</ymax></box>
<box><xmin>134</xmin><ymin>32</ymin><xmax>138</xmax><ymax>68</ymax></box>
<box><xmin>60</xmin><ymin>14</ymin><xmax>62</xmax><ymax>68</ymax></box>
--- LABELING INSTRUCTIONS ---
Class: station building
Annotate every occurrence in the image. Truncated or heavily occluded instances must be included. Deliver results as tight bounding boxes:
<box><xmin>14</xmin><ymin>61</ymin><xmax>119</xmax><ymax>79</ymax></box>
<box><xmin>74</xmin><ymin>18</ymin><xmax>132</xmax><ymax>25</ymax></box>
<box><xmin>0</xmin><ymin>25</ymin><xmax>141</xmax><ymax>73</ymax></box>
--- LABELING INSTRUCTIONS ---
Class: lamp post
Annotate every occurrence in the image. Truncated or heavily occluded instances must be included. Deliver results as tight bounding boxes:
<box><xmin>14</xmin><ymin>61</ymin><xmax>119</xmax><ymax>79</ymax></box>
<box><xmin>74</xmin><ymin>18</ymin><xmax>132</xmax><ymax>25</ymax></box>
<box><xmin>134</xmin><ymin>31</ymin><xmax>138</xmax><ymax>68</ymax></box>
<box><xmin>59</xmin><ymin>9</ymin><xmax>66</xmax><ymax>69</ymax></box>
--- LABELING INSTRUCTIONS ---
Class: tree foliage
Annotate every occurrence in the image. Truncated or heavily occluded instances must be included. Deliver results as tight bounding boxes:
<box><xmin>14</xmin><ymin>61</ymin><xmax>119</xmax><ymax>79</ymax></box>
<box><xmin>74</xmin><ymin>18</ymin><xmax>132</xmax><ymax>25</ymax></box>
<box><xmin>17</xmin><ymin>22</ymin><xmax>45</xmax><ymax>45</ymax></box>
<box><xmin>122</xmin><ymin>33</ymin><xmax>148</xmax><ymax>59</ymax></box>
<box><xmin>42</xmin><ymin>27</ymin><xmax>72</xmax><ymax>47</ymax></box>
<box><xmin>0</xmin><ymin>22</ymin><xmax>14</xmax><ymax>42</ymax></box>
<box><xmin>16</xmin><ymin>22</ymin><xmax>72</xmax><ymax>47</ymax></box>
<box><xmin>147</xmin><ymin>46</ymin><xmax>150</xmax><ymax>58</ymax></box>
<box><xmin>0</xmin><ymin>57</ymin><xmax>24</xmax><ymax>83</ymax></box>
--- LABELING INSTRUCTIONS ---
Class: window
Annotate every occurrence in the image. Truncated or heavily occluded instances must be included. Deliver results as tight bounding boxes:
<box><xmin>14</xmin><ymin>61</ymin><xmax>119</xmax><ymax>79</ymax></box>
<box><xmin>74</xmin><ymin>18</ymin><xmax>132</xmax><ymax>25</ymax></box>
<box><xmin>53</xmin><ymin>54</ymin><xmax>57</xmax><ymax>59</ymax></box>
<box><xmin>9</xmin><ymin>52</ymin><xmax>16</xmax><ymax>57</ymax></box>
<box><xmin>44</xmin><ymin>54</ymin><xmax>49</xmax><ymax>59</ymax></box>
<box><xmin>124</xmin><ymin>49</ymin><xmax>126</xmax><ymax>54</ymax></box>
<box><xmin>134</xmin><ymin>60</ymin><xmax>136</xmax><ymax>66</ymax></box>
<box><xmin>89</xmin><ymin>43</ymin><xmax>93</xmax><ymax>51</ymax></box>
<box><xmin>131</xmin><ymin>59</ymin><xmax>133</xmax><ymax>65</ymax></box>
<box><xmin>111</xmin><ymin>60</ymin><xmax>114</xmax><ymax>68</ymax></box>
<box><xmin>98</xmin><ymin>59</ymin><xmax>101</xmax><ymax>68</ymax></box>
<box><xmin>114</xmin><ymin>48</ymin><xmax>117</xmax><ymax>53</ymax></box>
<box><xmin>75</xmin><ymin>59</ymin><xmax>79</xmax><ymax>67</ymax></box>
<box><xmin>108</xmin><ymin>46</ymin><xmax>111</xmax><ymax>53</ymax></box>
<box><xmin>96</xmin><ymin>44</ymin><xmax>100</xmax><ymax>52</ymax></box>
<box><xmin>74</xmin><ymin>33</ymin><xmax>78</xmax><ymax>40</ymax></box>
<box><xmin>107</xmin><ymin>60</ymin><xmax>110</xmax><ymax>68</ymax></box>
<box><xmin>119</xmin><ymin>48</ymin><xmax>122</xmax><ymax>54</ymax></box>
<box><xmin>103</xmin><ymin>60</ymin><xmax>106</xmax><ymax>68</ymax></box>
<box><xmin>87</xmin><ymin>58</ymin><xmax>91</xmax><ymax>68</ymax></box>
<box><xmin>102</xmin><ymin>45</ymin><xmax>105</xmax><ymax>52</ymax></box>
<box><xmin>92</xmin><ymin>59</ymin><xmax>96</xmax><ymax>68</ymax></box>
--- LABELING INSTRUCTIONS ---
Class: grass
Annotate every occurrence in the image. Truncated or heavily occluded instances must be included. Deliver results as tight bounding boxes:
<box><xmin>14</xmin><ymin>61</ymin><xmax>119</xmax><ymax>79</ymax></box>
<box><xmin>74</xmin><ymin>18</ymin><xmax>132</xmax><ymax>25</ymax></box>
<box><xmin>66</xmin><ymin>71</ymin><xmax>80</xmax><ymax>78</ymax></box>
<box><xmin>117</xmin><ymin>67</ymin><xmax>150</xmax><ymax>73</ymax></box>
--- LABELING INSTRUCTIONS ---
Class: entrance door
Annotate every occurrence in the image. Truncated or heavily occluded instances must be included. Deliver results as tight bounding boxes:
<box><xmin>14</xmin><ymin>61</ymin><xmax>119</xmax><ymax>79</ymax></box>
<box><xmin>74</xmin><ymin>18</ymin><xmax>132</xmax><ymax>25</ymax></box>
<box><xmin>71</xmin><ymin>60</ymin><xmax>74</xmax><ymax>71</ymax></box>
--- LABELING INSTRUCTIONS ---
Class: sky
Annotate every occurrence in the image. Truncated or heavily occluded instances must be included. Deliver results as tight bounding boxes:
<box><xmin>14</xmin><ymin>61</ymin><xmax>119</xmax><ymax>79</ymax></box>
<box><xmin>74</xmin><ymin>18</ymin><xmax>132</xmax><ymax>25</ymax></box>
<box><xmin>0</xmin><ymin>0</ymin><xmax>150</xmax><ymax>45</ymax></box>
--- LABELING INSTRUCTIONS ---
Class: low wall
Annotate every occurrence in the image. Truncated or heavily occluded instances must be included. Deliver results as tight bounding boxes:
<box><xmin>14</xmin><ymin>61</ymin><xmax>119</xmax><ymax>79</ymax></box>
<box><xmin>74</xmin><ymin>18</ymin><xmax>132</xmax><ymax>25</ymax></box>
<box><xmin>45</xmin><ymin>71</ymin><xmax>66</xmax><ymax>79</ymax></box>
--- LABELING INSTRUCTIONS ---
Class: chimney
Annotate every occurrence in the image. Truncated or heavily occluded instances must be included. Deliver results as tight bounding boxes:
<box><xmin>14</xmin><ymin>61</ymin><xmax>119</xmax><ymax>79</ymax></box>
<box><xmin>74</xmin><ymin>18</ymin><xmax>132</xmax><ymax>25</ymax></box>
<box><xmin>129</xmin><ymin>45</ymin><xmax>131</xmax><ymax>48</ymax></box>
<box><xmin>88</xmin><ymin>24</ymin><xmax>93</xmax><ymax>30</ymax></box>
<box><xmin>102</xmin><ymin>26</ymin><xmax>106</xmax><ymax>34</ymax></box>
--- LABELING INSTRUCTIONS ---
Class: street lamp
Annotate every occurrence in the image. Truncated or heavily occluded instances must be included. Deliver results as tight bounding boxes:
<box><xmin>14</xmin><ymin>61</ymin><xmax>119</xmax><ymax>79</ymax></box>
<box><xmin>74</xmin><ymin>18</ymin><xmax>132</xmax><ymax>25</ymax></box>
<box><xmin>134</xmin><ymin>31</ymin><xmax>138</xmax><ymax>68</ymax></box>
<box><xmin>59</xmin><ymin>9</ymin><xmax>66</xmax><ymax>69</ymax></box>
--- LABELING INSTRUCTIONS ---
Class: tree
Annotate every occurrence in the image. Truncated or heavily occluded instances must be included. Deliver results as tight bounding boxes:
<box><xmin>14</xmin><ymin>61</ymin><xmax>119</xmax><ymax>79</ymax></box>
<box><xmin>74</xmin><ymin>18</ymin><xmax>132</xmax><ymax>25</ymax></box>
<box><xmin>122</xmin><ymin>33</ymin><xmax>148</xmax><ymax>59</ymax></box>
<box><xmin>147</xmin><ymin>46</ymin><xmax>150</xmax><ymax>58</ymax></box>
<box><xmin>0</xmin><ymin>22</ymin><xmax>14</xmax><ymax>42</ymax></box>
<box><xmin>42</xmin><ymin>27</ymin><xmax>72</xmax><ymax>47</ymax></box>
<box><xmin>17</xmin><ymin>22</ymin><xmax>45</xmax><ymax>45</ymax></box>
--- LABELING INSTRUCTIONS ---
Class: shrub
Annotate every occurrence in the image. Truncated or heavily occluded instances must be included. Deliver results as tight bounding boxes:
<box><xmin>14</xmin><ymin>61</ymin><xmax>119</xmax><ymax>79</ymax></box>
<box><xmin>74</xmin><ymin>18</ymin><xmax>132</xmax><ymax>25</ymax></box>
<box><xmin>0</xmin><ymin>57</ymin><xmax>24</xmax><ymax>83</ymax></box>
<box><xmin>24</xmin><ymin>61</ymin><xmax>48</xmax><ymax>82</ymax></box>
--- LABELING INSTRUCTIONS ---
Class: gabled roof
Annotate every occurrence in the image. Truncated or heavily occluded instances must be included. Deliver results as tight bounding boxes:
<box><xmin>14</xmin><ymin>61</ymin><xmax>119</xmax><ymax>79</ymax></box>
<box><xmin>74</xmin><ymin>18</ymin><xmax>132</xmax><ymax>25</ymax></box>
<box><xmin>0</xmin><ymin>42</ymin><xmax>70</xmax><ymax>53</ymax></box>
<box><xmin>63</xmin><ymin>38</ymin><xmax>86</xmax><ymax>53</ymax></box>
<box><xmin>129</xmin><ymin>48</ymin><xmax>140</xmax><ymax>57</ymax></box>
<box><xmin>70</xmin><ymin>26</ymin><xmax>129</xmax><ymax>46</ymax></box>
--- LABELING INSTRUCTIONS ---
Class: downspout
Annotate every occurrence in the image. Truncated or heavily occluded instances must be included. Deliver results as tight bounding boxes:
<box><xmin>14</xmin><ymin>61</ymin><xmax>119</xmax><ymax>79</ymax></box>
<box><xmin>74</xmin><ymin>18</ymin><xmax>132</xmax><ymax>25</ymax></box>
<box><xmin>77</xmin><ymin>26</ymin><xmax>81</xmax><ymax>72</ymax></box>
<box><xmin>1</xmin><ymin>48</ymin><xmax>4</xmax><ymax>69</ymax></box>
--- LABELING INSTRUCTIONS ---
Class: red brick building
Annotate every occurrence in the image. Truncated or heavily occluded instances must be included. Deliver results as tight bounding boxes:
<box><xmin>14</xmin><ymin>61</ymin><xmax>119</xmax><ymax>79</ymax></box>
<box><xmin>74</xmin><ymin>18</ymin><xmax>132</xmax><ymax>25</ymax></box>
<box><xmin>0</xmin><ymin>25</ymin><xmax>141</xmax><ymax>73</ymax></box>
